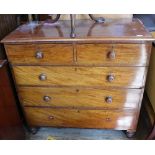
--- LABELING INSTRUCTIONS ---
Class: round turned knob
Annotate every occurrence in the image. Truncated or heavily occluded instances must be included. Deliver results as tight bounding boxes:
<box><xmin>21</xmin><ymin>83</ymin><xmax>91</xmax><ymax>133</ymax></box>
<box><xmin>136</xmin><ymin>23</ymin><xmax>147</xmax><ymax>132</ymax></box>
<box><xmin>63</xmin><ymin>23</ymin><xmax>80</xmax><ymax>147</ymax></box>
<box><xmin>43</xmin><ymin>96</ymin><xmax>51</xmax><ymax>102</ymax></box>
<box><xmin>39</xmin><ymin>73</ymin><xmax>47</xmax><ymax>81</ymax></box>
<box><xmin>48</xmin><ymin>116</ymin><xmax>54</xmax><ymax>120</ymax></box>
<box><xmin>105</xmin><ymin>96</ymin><xmax>113</xmax><ymax>103</ymax></box>
<box><xmin>35</xmin><ymin>51</ymin><xmax>43</xmax><ymax>59</ymax></box>
<box><xmin>105</xmin><ymin>118</ymin><xmax>111</xmax><ymax>121</ymax></box>
<box><xmin>107</xmin><ymin>74</ymin><xmax>115</xmax><ymax>82</ymax></box>
<box><xmin>108</xmin><ymin>50</ymin><xmax>116</xmax><ymax>60</ymax></box>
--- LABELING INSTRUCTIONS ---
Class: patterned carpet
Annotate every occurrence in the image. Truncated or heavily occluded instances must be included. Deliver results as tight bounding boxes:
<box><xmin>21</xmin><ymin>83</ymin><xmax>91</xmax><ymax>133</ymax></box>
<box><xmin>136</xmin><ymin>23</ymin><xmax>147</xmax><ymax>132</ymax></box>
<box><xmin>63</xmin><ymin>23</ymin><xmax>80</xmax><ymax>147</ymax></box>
<box><xmin>26</xmin><ymin>127</ymin><xmax>129</xmax><ymax>140</ymax></box>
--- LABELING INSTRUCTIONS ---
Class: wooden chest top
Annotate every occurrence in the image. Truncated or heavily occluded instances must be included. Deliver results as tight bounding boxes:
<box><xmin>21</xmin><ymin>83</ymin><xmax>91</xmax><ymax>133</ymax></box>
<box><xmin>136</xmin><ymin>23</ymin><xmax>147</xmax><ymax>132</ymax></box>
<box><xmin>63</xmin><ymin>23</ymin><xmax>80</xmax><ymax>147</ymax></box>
<box><xmin>1</xmin><ymin>18</ymin><xmax>154</xmax><ymax>44</ymax></box>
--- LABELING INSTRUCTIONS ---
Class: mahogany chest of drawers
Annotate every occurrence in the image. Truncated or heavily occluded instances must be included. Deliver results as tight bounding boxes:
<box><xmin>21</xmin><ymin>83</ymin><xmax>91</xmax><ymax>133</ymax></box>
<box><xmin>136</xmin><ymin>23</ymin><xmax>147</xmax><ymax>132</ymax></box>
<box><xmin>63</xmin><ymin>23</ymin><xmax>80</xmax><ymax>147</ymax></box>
<box><xmin>1</xmin><ymin>19</ymin><xmax>154</xmax><ymax>137</ymax></box>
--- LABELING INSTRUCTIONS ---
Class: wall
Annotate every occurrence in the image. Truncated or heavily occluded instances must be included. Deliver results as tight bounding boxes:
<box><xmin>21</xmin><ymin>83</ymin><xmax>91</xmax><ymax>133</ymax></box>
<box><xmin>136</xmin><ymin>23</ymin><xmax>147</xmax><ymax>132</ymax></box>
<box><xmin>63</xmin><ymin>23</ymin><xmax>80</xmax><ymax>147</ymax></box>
<box><xmin>39</xmin><ymin>14</ymin><xmax>133</xmax><ymax>21</ymax></box>
<box><xmin>60</xmin><ymin>14</ymin><xmax>133</xmax><ymax>20</ymax></box>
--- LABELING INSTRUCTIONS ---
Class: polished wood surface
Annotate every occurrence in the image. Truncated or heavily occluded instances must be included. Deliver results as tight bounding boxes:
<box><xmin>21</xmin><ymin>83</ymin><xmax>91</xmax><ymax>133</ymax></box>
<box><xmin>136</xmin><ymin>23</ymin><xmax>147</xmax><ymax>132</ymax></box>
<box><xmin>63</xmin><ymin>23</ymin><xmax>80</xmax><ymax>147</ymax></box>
<box><xmin>1</xmin><ymin>19</ymin><xmax>154</xmax><ymax>44</ymax></box>
<box><xmin>5</xmin><ymin>44</ymin><xmax>74</xmax><ymax>65</ymax></box>
<box><xmin>5</xmin><ymin>43</ymin><xmax>152</xmax><ymax>66</ymax></box>
<box><xmin>2</xmin><ymin>18</ymin><xmax>153</xmax><ymax>134</ymax></box>
<box><xmin>18</xmin><ymin>87</ymin><xmax>142</xmax><ymax>109</ymax></box>
<box><xmin>24</xmin><ymin>107</ymin><xmax>137</xmax><ymax>130</ymax></box>
<box><xmin>77</xmin><ymin>43</ymin><xmax>151</xmax><ymax>66</ymax></box>
<box><xmin>12</xmin><ymin>66</ymin><xmax>146</xmax><ymax>88</ymax></box>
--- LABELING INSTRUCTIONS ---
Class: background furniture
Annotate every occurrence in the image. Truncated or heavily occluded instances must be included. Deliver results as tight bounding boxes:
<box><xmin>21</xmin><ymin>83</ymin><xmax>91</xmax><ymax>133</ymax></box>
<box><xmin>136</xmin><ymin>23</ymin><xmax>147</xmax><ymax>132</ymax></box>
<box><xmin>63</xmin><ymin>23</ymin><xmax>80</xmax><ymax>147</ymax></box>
<box><xmin>0</xmin><ymin>15</ymin><xmax>25</xmax><ymax>139</ymax></box>
<box><xmin>0</xmin><ymin>60</ymin><xmax>25</xmax><ymax>139</ymax></box>
<box><xmin>2</xmin><ymin>18</ymin><xmax>153</xmax><ymax>137</ymax></box>
<box><xmin>147</xmin><ymin>122</ymin><xmax>155</xmax><ymax>139</ymax></box>
<box><xmin>146</xmin><ymin>31</ymin><xmax>155</xmax><ymax>123</ymax></box>
<box><xmin>133</xmin><ymin>14</ymin><xmax>155</xmax><ymax>140</ymax></box>
<box><xmin>146</xmin><ymin>31</ymin><xmax>155</xmax><ymax>140</ymax></box>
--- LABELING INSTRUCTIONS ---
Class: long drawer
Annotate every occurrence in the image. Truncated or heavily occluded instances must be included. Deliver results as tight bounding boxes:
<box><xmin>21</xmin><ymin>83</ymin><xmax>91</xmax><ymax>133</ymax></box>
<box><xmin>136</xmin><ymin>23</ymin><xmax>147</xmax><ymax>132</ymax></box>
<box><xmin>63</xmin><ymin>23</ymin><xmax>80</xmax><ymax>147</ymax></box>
<box><xmin>24</xmin><ymin>107</ymin><xmax>137</xmax><ymax>130</ymax></box>
<box><xmin>76</xmin><ymin>44</ymin><xmax>151</xmax><ymax>66</ymax></box>
<box><xmin>5</xmin><ymin>44</ymin><xmax>74</xmax><ymax>65</ymax></box>
<box><xmin>13</xmin><ymin>66</ymin><xmax>146</xmax><ymax>88</ymax></box>
<box><xmin>19</xmin><ymin>87</ymin><xmax>142</xmax><ymax>109</ymax></box>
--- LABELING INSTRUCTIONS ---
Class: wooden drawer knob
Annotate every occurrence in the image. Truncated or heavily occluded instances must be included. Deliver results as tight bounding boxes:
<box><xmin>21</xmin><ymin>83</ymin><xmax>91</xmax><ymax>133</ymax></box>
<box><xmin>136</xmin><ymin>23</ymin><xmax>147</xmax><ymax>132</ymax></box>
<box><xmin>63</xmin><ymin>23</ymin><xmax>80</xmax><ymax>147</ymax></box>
<box><xmin>35</xmin><ymin>51</ymin><xmax>43</xmax><ymax>59</ymax></box>
<box><xmin>107</xmin><ymin>74</ymin><xmax>115</xmax><ymax>82</ymax></box>
<box><xmin>105</xmin><ymin>118</ymin><xmax>111</xmax><ymax>121</ymax></box>
<box><xmin>108</xmin><ymin>50</ymin><xmax>116</xmax><ymax>60</ymax></box>
<box><xmin>39</xmin><ymin>73</ymin><xmax>47</xmax><ymax>81</ymax></box>
<box><xmin>105</xmin><ymin>96</ymin><xmax>113</xmax><ymax>103</ymax></box>
<box><xmin>48</xmin><ymin>116</ymin><xmax>54</xmax><ymax>120</ymax></box>
<box><xmin>43</xmin><ymin>96</ymin><xmax>51</xmax><ymax>102</ymax></box>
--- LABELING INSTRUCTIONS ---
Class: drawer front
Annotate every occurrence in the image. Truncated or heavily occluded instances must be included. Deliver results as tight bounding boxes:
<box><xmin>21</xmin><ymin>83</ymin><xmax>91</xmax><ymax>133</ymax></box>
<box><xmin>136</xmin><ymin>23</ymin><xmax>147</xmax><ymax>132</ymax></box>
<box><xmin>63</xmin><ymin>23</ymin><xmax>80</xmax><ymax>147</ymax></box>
<box><xmin>24</xmin><ymin>107</ymin><xmax>137</xmax><ymax>130</ymax></box>
<box><xmin>13</xmin><ymin>66</ymin><xmax>146</xmax><ymax>88</ymax></box>
<box><xmin>19</xmin><ymin>87</ymin><xmax>142</xmax><ymax>109</ymax></box>
<box><xmin>77</xmin><ymin>44</ymin><xmax>151</xmax><ymax>66</ymax></box>
<box><xmin>5</xmin><ymin>44</ymin><xmax>73</xmax><ymax>65</ymax></box>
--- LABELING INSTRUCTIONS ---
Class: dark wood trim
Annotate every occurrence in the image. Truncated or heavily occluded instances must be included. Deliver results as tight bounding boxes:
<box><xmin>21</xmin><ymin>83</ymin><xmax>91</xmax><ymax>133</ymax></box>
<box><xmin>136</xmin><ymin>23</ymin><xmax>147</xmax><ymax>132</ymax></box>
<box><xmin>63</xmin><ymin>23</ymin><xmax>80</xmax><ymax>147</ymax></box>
<box><xmin>23</xmin><ymin>105</ymin><xmax>139</xmax><ymax>111</ymax></box>
<box><xmin>2</xmin><ymin>38</ymin><xmax>154</xmax><ymax>44</ymax></box>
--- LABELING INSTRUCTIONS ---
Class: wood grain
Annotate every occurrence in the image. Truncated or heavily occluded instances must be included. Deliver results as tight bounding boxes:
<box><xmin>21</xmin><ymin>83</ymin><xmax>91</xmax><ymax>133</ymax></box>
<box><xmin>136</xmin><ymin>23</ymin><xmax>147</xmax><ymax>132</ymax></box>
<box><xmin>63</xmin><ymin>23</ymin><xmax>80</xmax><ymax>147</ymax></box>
<box><xmin>24</xmin><ymin>107</ymin><xmax>137</xmax><ymax>130</ymax></box>
<box><xmin>1</xmin><ymin>19</ymin><xmax>154</xmax><ymax>44</ymax></box>
<box><xmin>18</xmin><ymin>87</ymin><xmax>142</xmax><ymax>109</ymax></box>
<box><xmin>12</xmin><ymin>66</ymin><xmax>146</xmax><ymax>88</ymax></box>
<box><xmin>5</xmin><ymin>44</ymin><xmax>74</xmax><ymax>65</ymax></box>
<box><xmin>77</xmin><ymin>43</ymin><xmax>151</xmax><ymax>66</ymax></box>
<box><xmin>2</xmin><ymin>18</ymin><xmax>153</xmax><ymax>132</ymax></box>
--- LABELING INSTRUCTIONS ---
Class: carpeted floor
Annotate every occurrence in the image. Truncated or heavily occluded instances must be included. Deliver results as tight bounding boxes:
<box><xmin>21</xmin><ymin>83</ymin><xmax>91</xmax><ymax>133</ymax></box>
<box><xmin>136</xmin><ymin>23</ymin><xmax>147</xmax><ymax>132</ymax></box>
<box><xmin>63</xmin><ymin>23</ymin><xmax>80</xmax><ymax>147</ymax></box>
<box><xmin>26</xmin><ymin>127</ymin><xmax>129</xmax><ymax>140</ymax></box>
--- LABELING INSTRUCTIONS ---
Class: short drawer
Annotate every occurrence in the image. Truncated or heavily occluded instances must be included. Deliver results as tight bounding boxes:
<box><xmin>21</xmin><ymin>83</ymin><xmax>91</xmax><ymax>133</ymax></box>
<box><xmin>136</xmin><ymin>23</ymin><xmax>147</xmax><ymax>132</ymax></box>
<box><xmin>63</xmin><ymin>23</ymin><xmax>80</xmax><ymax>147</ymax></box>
<box><xmin>76</xmin><ymin>44</ymin><xmax>151</xmax><ymax>66</ymax></box>
<box><xmin>24</xmin><ymin>107</ymin><xmax>137</xmax><ymax>130</ymax></box>
<box><xmin>5</xmin><ymin>44</ymin><xmax>73</xmax><ymax>65</ymax></box>
<box><xmin>19</xmin><ymin>87</ymin><xmax>142</xmax><ymax>109</ymax></box>
<box><xmin>13</xmin><ymin>66</ymin><xmax>146</xmax><ymax>88</ymax></box>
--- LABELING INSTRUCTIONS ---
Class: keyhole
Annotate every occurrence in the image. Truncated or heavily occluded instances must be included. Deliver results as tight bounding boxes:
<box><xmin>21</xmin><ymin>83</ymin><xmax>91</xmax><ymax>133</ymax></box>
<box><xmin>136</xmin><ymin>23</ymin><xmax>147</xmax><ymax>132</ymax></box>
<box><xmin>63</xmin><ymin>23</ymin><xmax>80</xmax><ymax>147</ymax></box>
<box><xmin>76</xmin><ymin>89</ymin><xmax>79</xmax><ymax>92</ymax></box>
